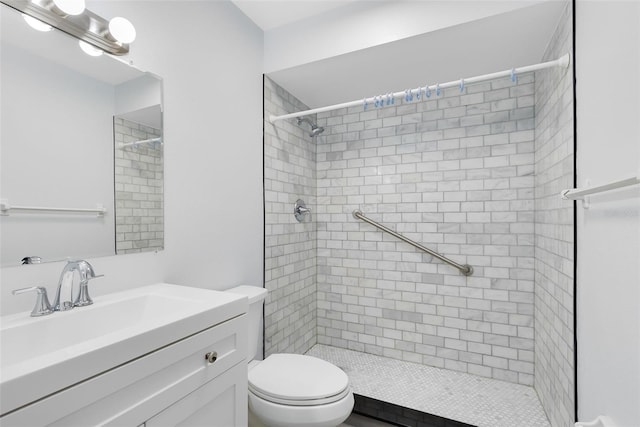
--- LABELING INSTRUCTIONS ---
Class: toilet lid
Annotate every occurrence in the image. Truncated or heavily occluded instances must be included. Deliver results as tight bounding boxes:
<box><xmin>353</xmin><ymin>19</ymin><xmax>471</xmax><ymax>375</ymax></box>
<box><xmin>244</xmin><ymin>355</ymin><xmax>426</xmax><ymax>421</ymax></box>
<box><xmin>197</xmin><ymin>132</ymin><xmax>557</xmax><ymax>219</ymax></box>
<box><xmin>248</xmin><ymin>354</ymin><xmax>350</xmax><ymax>405</ymax></box>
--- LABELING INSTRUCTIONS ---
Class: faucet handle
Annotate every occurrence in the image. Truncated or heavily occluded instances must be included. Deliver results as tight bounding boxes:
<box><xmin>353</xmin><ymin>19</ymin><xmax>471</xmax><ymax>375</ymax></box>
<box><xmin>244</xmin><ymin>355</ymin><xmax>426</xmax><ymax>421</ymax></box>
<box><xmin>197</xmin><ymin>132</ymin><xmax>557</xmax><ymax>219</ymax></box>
<box><xmin>12</xmin><ymin>286</ymin><xmax>53</xmax><ymax>317</ymax></box>
<box><xmin>74</xmin><ymin>273</ymin><xmax>104</xmax><ymax>307</ymax></box>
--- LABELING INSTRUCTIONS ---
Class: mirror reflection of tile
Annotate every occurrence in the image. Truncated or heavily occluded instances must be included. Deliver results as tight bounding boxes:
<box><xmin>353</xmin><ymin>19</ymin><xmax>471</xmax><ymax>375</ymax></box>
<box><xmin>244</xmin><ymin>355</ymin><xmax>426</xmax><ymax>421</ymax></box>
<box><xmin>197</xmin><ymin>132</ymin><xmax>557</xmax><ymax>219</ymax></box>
<box><xmin>114</xmin><ymin>117</ymin><xmax>164</xmax><ymax>255</ymax></box>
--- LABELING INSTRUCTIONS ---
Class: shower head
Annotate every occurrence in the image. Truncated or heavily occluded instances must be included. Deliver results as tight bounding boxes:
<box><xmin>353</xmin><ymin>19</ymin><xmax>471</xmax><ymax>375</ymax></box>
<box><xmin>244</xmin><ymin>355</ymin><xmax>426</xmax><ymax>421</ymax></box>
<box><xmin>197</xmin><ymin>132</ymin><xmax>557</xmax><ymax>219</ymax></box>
<box><xmin>296</xmin><ymin>117</ymin><xmax>324</xmax><ymax>138</ymax></box>
<box><xmin>309</xmin><ymin>124</ymin><xmax>324</xmax><ymax>137</ymax></box>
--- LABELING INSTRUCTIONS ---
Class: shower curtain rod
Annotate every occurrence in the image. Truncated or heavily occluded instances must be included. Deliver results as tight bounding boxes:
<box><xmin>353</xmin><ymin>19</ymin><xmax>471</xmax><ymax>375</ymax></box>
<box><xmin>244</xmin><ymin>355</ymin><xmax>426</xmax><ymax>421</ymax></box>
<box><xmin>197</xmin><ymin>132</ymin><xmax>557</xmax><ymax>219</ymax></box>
<box><xmin>269</xmin><ymin>53</ymin><xmax>571</xmax><ymax>123</ymax></box>
<box><xmin>119</xmin><ymin>137</ymin><xmax>163</xmax><ymax>148</ymax></box>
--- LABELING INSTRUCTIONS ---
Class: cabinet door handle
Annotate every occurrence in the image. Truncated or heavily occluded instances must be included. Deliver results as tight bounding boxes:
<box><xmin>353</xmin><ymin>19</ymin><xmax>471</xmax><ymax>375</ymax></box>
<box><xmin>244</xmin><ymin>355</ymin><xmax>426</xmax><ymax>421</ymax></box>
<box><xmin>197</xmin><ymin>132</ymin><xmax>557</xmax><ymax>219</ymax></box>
<box><xmin>205</xmin><ymin>351</ymin><xmax>218</xmax><ymax>364</ymax></box>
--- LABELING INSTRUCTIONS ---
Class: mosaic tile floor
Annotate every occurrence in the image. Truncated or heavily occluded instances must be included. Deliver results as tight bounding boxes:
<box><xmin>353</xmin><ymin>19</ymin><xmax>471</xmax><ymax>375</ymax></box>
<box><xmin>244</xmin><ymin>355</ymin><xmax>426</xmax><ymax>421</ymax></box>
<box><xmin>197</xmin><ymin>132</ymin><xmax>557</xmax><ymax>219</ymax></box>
<box><xmin>307</xmin><ymin>344</ymin><xmax>550</xmax><ymax>427</ymax></box>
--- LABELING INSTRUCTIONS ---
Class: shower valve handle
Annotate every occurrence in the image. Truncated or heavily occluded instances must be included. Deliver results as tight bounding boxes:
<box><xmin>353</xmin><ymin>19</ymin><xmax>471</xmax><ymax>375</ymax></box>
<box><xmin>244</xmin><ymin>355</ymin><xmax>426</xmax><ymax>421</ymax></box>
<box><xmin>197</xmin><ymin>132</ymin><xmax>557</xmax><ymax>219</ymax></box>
<box><xmin>294</xmin><ymin>199</ymin><xmax>311</xmax><ymax>222</ymax></box>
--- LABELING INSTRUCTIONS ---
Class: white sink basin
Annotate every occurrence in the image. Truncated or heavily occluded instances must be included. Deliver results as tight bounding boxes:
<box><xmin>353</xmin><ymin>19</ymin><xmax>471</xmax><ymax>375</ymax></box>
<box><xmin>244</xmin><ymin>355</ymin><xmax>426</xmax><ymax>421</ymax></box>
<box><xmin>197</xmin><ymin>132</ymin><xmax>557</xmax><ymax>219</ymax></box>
<box><xmin>0</xmin><ymin>283</ymin><xmax>247</xmax><ymax>415</ymax></box>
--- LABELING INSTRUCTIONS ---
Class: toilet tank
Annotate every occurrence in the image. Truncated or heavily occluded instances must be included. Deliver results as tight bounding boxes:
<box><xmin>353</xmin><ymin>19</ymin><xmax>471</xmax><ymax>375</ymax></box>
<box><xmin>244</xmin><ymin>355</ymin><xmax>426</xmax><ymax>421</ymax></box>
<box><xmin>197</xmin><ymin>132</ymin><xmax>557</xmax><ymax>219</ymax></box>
<box><xmin>226</xmin><ymin>285</ymin><xmax>268</xmax><ymax>361</ymax></box>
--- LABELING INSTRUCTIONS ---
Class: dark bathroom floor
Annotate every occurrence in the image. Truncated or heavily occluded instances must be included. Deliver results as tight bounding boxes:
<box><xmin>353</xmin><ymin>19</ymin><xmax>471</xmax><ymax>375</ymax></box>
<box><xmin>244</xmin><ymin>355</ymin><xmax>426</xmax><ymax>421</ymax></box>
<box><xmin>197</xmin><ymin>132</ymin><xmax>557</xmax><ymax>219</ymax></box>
<box><xmin>342</xmin><ymin>413</ymin><xmax>397</xmax><ymax>427</ymax></box>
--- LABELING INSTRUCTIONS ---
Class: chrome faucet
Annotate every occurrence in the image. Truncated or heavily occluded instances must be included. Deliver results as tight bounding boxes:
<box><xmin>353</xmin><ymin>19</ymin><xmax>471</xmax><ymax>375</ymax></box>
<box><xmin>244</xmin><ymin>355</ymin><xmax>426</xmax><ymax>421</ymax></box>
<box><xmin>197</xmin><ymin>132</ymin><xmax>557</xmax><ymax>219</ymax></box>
<box><xmin>21</xmin><ymin>256</ymin><xmax>42</xmax><ymax>265</ymax></box>
<box><xmin>53</xmin><ymin>260</ymin><xmax>103</xmax><ymax>311</ymax></box>
<box><xmin>13</xmin><ymin>260</ymin><xmax>103</xmax><ymax>317</ymax></box>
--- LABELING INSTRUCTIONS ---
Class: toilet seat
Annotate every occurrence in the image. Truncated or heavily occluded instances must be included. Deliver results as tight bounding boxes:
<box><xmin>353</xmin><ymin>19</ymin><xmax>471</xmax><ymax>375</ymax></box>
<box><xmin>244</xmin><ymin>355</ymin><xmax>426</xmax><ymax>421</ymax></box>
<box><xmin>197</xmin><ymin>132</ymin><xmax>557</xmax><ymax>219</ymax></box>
<box><xmin>249</xmin><ymin>385</ymin><xmax>352</xmax><ymax>406</ymax></box>
<box><xmin>248</xmin><ymin>354</ymin><xmax>350</xmax><ymax>406</ymax></box>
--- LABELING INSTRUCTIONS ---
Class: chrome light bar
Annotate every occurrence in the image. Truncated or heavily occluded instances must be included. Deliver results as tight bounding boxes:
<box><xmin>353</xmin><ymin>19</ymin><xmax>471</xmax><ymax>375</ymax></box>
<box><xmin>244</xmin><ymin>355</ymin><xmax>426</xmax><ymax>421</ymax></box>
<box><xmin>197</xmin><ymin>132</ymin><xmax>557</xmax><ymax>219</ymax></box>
<box><xmin>1</xmin><ymin>0</ymin><xmax>130</xmax><ymax>55</ymax></box>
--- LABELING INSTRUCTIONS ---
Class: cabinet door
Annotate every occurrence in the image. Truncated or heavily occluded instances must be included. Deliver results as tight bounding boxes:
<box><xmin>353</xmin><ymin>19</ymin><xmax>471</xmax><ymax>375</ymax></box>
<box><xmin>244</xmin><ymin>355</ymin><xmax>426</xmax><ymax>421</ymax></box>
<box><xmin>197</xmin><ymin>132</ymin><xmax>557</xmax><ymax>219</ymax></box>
<box><xmin>146</xmin><ymin>362</ymin><xmax>247</xmax><ymax>427</ymax></box>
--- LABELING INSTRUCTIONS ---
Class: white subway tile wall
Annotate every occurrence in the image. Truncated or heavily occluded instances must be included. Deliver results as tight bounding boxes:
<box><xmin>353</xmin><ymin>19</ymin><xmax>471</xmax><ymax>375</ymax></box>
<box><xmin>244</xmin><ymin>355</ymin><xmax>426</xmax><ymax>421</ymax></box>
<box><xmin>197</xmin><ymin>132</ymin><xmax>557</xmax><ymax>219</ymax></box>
<box><xmin>114</xmin><ymin>118</ymin><xmax>164</xmax><ymax>254</ymax></box>
<box><xmin>263</xmin><ymin>6</ymin><xmax>574</xmax><ymax>422</ymax></box>
<box><xmin>533</xmin><ymin>2</ymin><xmax>575</xmax><ymax>426</ymax></box>
<box><xmin>264</xmin><ymin>77</ymin><xmax>317</xmax><ymax>356</ymax></box>
<box><xmin>315</xmin><ymin>72</ymin><xmax>538</xmax><ymax>386</ymax></box>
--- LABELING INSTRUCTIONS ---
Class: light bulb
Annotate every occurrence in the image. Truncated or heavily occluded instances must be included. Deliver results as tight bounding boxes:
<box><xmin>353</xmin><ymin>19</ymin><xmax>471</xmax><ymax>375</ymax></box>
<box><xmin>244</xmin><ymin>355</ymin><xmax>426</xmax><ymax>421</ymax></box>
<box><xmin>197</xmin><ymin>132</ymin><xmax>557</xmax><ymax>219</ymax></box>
<box><xmin>79</xmin><ymin>40</ymin><xmax>103</xmax><ymax>57</ymax></box>
<box><xmin>52</xmin><ymin>0</ymin><xmax>85</xmax><ymax>16</ymax></box>
<box><xmin>22</xmin><ymin>14</ymin><xmax>52</xmax><ymax>32</ymax></box>
<box><xmin>108</xmin><ymin>17</ymin><xmax>136</xmax><ymax>44</ymax></box>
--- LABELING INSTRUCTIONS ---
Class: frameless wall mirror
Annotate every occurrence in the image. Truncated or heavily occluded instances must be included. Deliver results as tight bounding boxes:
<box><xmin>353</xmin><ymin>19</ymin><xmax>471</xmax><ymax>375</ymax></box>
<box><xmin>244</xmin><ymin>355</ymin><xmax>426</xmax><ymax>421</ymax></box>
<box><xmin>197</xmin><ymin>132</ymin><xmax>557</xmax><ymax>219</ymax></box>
<box><xmin>0</xmin><ymin>3</ymin><xmax>164</xmax><ymax>267</ymax></box>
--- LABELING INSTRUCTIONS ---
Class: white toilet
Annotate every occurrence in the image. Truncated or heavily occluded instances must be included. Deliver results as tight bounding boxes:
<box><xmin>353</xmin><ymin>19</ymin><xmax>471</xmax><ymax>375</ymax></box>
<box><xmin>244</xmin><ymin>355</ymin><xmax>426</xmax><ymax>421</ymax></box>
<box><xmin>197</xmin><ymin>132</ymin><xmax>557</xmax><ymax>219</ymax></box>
<box><xmin>227</xmin><ymin>286</ymin><xmax>354</xmax><ymax>427</ymax></box>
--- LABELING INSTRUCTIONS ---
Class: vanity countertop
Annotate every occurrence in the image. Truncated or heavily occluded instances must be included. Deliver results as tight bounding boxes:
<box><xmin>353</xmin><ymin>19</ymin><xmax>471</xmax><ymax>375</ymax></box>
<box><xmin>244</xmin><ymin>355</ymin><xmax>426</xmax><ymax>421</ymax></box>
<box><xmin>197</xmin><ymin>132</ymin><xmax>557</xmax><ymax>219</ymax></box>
<box><xmin>0</xmin><ymin>283</ymin><xmax>247</xmax><ymax>415</ymax></box>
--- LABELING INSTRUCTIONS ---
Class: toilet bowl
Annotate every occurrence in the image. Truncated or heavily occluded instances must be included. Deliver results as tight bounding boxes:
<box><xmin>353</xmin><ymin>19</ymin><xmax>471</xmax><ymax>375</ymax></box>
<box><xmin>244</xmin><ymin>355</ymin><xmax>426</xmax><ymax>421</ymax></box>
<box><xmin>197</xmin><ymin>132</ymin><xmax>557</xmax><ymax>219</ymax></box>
<box><xmin>248</xmin><ymin>354</ymin><xmax>354</xmax><ymax>427</ymax></box>
<box><xmin>226</xmin><ymin>286</ymin><xmax>354</xmax><ymax>427</ymax></box>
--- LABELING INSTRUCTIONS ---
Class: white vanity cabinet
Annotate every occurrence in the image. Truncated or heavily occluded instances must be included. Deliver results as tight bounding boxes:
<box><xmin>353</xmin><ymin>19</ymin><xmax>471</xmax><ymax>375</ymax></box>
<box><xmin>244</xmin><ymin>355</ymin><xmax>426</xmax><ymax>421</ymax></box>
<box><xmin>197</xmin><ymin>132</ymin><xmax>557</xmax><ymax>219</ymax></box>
<box><xmin>1</xmin><ymin>314</ymin><xmax>248</xmax><ymax>427</ymax></box>
<box><xmin>145</xmin><ymin>362</ymin><xmax>246</xmax><ymax>427</ymax></box>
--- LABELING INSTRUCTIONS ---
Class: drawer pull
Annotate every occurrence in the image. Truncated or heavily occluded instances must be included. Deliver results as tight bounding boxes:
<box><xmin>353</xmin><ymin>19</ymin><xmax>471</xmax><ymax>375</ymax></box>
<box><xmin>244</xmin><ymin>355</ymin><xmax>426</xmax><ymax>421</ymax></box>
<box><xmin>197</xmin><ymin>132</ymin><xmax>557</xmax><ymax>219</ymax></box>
<box><xmin>205</xmin><ymin>351</ymin><xmax>218</xmax><ymax>364</ymax></box>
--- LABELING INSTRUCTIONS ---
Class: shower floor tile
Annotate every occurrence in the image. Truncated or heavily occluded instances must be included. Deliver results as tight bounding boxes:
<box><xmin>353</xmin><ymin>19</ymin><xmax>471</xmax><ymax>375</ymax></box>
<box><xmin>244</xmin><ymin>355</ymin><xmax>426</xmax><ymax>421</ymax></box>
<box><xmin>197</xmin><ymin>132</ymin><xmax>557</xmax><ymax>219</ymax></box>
<box><xmin>307</xmin><ymin>344</ymin><xmax>550</xmax><ymax>427</ymax></box>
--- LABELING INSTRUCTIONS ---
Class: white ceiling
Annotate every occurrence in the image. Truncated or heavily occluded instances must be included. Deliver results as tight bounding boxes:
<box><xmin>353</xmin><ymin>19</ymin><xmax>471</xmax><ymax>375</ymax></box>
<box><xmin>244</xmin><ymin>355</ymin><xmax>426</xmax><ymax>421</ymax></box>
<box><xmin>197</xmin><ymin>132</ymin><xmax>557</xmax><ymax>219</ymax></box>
<box><xmin>231</xmin><ymin>0</ymin><xmax>362</xmax><ymax>31</ymax></box>
<box><xmin>264</xmin><ymin>2</ymin><xmax>566</xmax><ymax>109</ymax></box>
<box><xmin>232</xmin><ymin>1</ymin><xmax>567</xmax><ymax>110</ymax></box>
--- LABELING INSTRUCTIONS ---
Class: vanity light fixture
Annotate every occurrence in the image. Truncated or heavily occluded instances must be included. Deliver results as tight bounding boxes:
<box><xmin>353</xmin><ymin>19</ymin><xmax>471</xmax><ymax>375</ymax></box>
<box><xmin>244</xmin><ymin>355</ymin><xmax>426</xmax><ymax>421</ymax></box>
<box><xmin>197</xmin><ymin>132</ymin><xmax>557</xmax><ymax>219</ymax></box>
<box><xmin>78</xmin><ymin>40</ymin><xmax>103</xmax><ymax>57</ymax></box>
<box><xmin>108</xmin><ymin>17</ymin><xmax>136</xmax><ymax>44</ymax></box>
<box><xmin>1</xmin><ymin>0</ymin><xmax>134</xmax><ymax>55</ymax></box>
<box><xmin>51</xmin><ymin>0</ymin><xmax>84</xmax><ymax>16</ymax></box>
<box><xmin>21</xmin><ymin>13</ymin><xmax>52</xmax><ymax>31</ymax></box>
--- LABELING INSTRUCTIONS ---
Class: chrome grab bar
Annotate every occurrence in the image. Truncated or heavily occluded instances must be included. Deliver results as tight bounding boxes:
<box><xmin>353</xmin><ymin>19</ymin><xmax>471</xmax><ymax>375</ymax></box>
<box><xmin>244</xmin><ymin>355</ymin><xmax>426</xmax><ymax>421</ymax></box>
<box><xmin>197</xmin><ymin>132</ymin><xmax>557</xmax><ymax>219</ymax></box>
<box><xmin>352</xmin><ymin>210</ymin><xmax>473</xmax><ymax>276</ymax></box>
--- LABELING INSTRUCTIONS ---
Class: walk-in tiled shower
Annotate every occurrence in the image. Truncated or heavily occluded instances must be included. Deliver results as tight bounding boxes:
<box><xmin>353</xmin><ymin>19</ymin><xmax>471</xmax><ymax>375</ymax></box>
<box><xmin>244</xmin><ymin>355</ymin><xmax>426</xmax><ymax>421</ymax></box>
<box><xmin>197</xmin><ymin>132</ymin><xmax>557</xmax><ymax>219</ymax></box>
<box><xmin>264</xmin><ymin>2</ymin><xmax>574</xmax><ymax>425</ymax></box>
